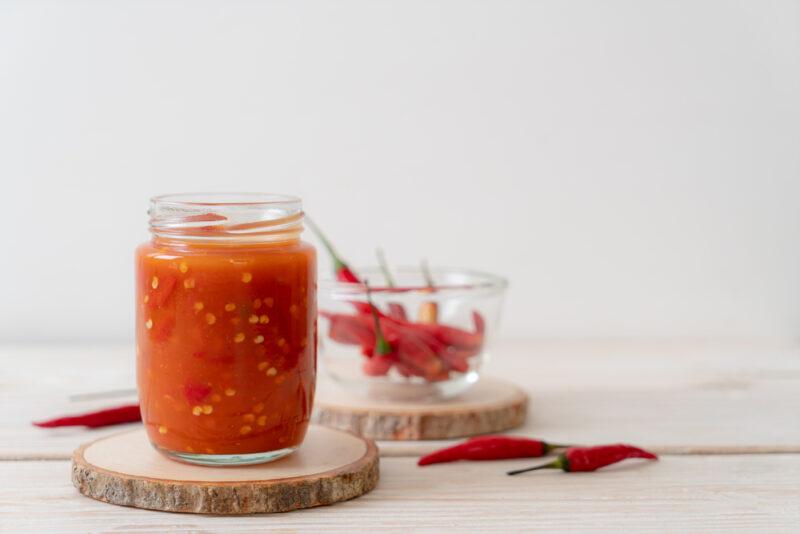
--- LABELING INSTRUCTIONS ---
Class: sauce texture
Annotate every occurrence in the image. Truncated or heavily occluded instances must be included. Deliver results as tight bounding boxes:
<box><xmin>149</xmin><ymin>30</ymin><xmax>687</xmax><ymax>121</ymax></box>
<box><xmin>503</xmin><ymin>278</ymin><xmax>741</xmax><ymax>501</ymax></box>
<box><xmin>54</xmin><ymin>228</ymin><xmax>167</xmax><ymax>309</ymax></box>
<box><xmin>136</xmin><ymin>240</ymin><xmax>316</xmax><ymax>455</ymax></box>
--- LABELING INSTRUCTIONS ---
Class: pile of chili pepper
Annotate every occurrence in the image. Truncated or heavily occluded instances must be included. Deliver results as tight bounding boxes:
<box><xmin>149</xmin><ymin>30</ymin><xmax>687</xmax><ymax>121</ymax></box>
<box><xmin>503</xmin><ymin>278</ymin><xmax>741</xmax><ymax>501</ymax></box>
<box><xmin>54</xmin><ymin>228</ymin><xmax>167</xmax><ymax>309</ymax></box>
<box><xmin>308</xmin><ymin>219</ymin><xmax>486</xmax><ymax>382</ymax></box>
<box><xmin>417</xmin><ymin>435</ymin><xmax>658</xmax><ymax>475</ymax></box>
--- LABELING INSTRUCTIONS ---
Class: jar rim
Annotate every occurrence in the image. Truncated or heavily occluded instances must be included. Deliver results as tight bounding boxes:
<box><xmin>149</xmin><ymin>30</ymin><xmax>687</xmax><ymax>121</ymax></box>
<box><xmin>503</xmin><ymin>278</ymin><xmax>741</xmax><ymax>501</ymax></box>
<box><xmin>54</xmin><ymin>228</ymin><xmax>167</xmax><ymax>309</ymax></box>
<box><xmin>151</xmin><ymin>192</ymin><xmax>301</xmax><ymax>207</ymax></box>
<box><xmin>149</xmin><ymin>192</ymin><xmax>304</xmax><ymax>244</ymax></box>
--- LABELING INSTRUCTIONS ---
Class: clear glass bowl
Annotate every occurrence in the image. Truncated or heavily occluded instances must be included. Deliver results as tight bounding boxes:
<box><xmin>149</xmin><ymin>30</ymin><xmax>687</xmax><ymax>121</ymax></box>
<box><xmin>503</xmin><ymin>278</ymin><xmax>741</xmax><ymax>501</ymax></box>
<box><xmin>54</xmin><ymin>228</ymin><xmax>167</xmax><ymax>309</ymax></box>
<box><xmin>319</xmin><ymin>267</ymin><xmax>507</xmax><ymax>401</ymax></box>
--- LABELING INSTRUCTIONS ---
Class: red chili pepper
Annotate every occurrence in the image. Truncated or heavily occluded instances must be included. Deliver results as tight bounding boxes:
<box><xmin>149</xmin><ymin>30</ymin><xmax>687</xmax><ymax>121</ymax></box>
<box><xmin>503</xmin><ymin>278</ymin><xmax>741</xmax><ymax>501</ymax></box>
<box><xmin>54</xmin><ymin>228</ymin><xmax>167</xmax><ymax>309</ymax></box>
<box><xmin>395</xmin><ymin>333</ymin><xmax>445</xmax><ymax>380</ymax></box>
<box><xmin>421</xmin><ymin>321</ymin><xmax>484</xmax><ymax>351</ymax></box>
<box><xmin>438</xmin><ymin>347</ymin><xmax>471</xmax><ymax>373</ymax></box>
<box><xmin>305</xmin><ymin>217</ymin><xmax>361</xmax><ymax>283</ymax></box>
<box><xmin>418</xmin><ymin>436</ymin><xmax>565</xmax><ymax>466</ymax></box>
<box><xmin>366</xmin><ymin>281</ymin><xmax>394</xmax><ymax>358</ymax></box>
<box><xmin>182</xmin><ymin>383</ymin><xmax>212</xmax><ymax>404</ymax></box>
<box><xmin>507</xmin><ymin>444</ymin><xmax>658</xmax><ymax>475</ymax></box>
<box><xmin>321</xmin><ymin>306</ymin><xmax>486</xmax><ymax>381</ymax></box>
<box><xmin>377</xmin><ymin>248</ymin><xmax>409</xmax><ymax>321</ymax></box>
<box><xmin>146</xmin><ymin>274</ymin><xmax>177</xmax><ymax>308</ymax></box>
<box><xmin>472</xmin><ymin>310</ymin><xmax>485</xmax><ymax>336</ymax></box>
<box><xmin>322</xmin><ymin>311</ymin><xmax>375</xmax><ymax>346</ymax></box>
<box><xmin>33</xmin><ymin>404</ymin><xmax>142</xmax><ymax>428</ymax></box>
<box><xmin>386</xmin><ymin>303</ymin><xmax>408</xmax><ymax>321</ymax></box>
<box><xmin>362</xmin><ymin>354</ymin><xmax>396</xmax><ymax>376</ymax></box>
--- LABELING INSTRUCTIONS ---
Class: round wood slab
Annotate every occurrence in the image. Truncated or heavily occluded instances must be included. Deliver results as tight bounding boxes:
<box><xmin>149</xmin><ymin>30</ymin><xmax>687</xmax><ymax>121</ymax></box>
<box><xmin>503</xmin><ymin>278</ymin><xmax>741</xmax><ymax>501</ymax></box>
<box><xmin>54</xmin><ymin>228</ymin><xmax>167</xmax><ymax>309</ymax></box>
<box><xmin>71</xmin><ymin>425</ymin><xmax>379</xmax><ymax>514</ymax></box>
<box><xmin>313</xmin><ymin>377</ymin><xmax>528</xmax><ymax>440</ymax></box>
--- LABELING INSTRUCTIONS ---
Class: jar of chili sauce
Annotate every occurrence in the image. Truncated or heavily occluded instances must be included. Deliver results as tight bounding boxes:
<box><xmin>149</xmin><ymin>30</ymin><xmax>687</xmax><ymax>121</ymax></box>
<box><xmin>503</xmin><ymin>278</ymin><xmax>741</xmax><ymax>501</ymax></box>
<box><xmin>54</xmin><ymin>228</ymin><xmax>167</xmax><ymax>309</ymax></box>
<box><xmin>136</xmin><ymin>193</ymin><xmax>316</xmax><ymax>466</ymax></box>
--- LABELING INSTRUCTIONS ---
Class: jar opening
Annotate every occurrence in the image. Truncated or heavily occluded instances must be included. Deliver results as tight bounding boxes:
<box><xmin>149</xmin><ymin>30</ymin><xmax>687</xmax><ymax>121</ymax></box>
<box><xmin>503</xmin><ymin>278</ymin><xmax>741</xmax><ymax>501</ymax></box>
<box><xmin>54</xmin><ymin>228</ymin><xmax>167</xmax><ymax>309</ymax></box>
<box><xmin>149</xmin><ymin>192</ymin><xmax>303</xmax><ymax>244</ymax></box>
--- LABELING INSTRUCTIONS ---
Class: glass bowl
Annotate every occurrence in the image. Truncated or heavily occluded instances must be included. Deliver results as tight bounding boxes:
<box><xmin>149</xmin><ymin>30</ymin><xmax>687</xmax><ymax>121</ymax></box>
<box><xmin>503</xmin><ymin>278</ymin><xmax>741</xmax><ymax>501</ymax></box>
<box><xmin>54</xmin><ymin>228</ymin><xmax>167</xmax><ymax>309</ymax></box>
<box><xmin>319</xmin><ymin>266</ymin><xmax>507</xmax><ymax>401</ymax></box>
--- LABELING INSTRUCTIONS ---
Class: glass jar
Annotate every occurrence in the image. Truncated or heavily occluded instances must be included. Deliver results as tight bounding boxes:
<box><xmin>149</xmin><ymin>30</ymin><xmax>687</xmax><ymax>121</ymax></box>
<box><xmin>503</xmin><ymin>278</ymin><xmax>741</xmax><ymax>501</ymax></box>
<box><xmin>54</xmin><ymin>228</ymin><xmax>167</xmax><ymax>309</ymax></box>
<box><xmin>136</xmin><ymin>193</ymin><xmax>316</xmax><ymax>466</ymax></box>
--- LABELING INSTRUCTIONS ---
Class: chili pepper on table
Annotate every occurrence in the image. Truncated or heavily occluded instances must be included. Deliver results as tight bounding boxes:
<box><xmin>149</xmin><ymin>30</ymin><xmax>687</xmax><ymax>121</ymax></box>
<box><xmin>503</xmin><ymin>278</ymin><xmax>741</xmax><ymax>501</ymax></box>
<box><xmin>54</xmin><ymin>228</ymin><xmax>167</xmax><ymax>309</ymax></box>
<box><xmin>507</xmin><ymin>444</ymin><xmax>658</xmax><ymax>475</ymax></box>
<box><xmin>418</xmin><ymin>435</ymin><xmax>568</xmax><ymax>466</ymax></box>
<box><xmin>33</xmin><ymin>404</ymin><xmax>142</xmax><ymax>428</ymax></box>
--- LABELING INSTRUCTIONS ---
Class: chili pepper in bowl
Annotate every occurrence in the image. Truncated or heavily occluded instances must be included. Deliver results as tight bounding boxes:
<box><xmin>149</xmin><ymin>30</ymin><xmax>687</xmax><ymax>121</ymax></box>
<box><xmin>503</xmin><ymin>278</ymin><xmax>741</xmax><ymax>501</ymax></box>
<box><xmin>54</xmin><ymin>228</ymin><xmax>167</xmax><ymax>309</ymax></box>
<box><xmin>418</xmin><ymin>435</ymin><xmax>568</xmax><ymax>466</ymax></box>
<box><xmin>361</xmin><ymin>282</ymin><xmax>398</xmax><ymax>377</ymax></box>
<box><xmin>310</xmin><ymin>220</ymin><xmax>499</xmax><ymax>387</ymax></box>
<box><xmin>417</xmin><ymin>259</ymin><xmax>438</xmax><ymax>324</ymax></box>
<box><xmin>507</xmin><ymin>444</ymin><xmax>658</xmax><ymax>475</ymax></box>
<box><xmin>305</xmin><ymin>217</ymin><xmax>361</xmax><ymax>283</ymax></box>
<box><xmin>376</xmin><ymin>248</ymin><xmax>408</xmax><ymax>320</ymax></box>
<box><xmin>320</xmin><ymin>306</ymin><xmax>486</xmax><ymax>382</ymax></box>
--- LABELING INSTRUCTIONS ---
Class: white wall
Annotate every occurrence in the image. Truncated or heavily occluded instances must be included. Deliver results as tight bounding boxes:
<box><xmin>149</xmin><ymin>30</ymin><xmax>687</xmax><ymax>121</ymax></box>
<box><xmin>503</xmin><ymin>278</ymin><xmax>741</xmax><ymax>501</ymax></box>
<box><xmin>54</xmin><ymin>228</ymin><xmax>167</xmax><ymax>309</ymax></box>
<box><xmin>1</xmin><ymin>0</ymin><xmax>798</xmax><ymax>342</ymax></box>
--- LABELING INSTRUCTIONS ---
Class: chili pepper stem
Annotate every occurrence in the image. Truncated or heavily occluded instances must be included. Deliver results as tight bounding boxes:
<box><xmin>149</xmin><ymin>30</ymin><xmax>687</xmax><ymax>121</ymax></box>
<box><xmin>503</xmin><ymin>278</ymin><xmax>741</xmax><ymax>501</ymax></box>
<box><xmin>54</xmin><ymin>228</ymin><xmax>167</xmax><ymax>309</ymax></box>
<box><xmin>544</xmin><ymin>442</ymin><xmax>572</xmax><ymax>454</ymax></box>
<box><xmin>304</xmin><ymin>216</ymin><xmax>348</xmax><ymax>272</ymax></box>
<box><xmin>421</xmin><ymin>258</ymin><xmax>435</xmax><ymax>288</ymax></box>
<box><xmin>365</xmin><ymin>280</ymin><xmax>392</xmax><ymax>356</ymax></box>
<box><xmin>376</xmin><ymin>248</ymin><xmax>396</xmax><ymax>287</ymax></box>
<box><xmin>507</xmin><ymin>456</ymin><xmax>566</xmax><ymax>475</ymax></box>
<box><xmin>418</xmin><ymin>259</ymin><xmax>439</xmax><ymax>323</ymax></box>
<box><xmin>506</xmin><ymin>464</ymin><xmax>555</xmax><ymax>475</ymax></box>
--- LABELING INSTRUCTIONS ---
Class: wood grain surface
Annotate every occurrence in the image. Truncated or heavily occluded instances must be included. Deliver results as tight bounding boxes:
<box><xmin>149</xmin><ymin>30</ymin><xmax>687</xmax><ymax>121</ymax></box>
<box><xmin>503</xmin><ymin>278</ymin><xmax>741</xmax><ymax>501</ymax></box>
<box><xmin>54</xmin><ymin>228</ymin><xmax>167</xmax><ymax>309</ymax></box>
<box><xmin>70</xmin><ymin>426</ymin><xmax>378</xmax><ymax>514</ymax></box>
<box><xmin>313</xmin><ymin>377</ymin><xmax>527</xmax><ymax>439</ymax></box>
<box><xmin>4</xmin><ymin>455</ymin><xmax>799</xmax><ymax>532</ymax></box>
<box><xmin>2</xmin><ymin>340</ymin><xmax>799</xmax><ymax>531</ymax></box>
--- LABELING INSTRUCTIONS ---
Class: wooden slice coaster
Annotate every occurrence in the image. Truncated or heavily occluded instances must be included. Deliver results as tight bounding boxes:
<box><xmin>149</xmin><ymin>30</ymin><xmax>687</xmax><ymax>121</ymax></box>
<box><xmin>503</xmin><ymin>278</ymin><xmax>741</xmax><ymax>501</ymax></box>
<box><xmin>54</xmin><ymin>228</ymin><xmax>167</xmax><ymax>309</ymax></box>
<box><xmin>313</xmin><ymin>377</ymin><xmax>528</xmax><ymax>440</ymax></box>
<box><xmin>71</xmin><ymin>425</ymin><xmax>379</xmax><ymax>515</ymax></box>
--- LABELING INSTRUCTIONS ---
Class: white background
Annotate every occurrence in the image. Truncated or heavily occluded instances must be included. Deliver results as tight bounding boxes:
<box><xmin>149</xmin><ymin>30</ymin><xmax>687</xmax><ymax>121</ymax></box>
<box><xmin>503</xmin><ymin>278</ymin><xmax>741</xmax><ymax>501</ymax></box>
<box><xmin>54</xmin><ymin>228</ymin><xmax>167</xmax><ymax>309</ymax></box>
<box><xmin>1</xmin><ymin>0</ymin><xmax>798</xmax><ymax>343</ymax></box>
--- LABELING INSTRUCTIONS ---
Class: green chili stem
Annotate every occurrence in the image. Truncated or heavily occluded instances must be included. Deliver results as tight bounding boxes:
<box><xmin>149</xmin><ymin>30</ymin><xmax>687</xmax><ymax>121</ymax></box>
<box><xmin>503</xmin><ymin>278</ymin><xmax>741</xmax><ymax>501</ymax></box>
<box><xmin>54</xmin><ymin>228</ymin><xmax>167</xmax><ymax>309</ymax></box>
<box><xmin>506</xmin><ymin>457</ymin><xmax>564</xmax><ymax>475</ymax></box>
<box><xmin>305</xmin><ymin>216</ymin><xmax>346</xmax><ymax>271</ymax></box>
<box><xmin>544</xmin><ymin>443</ymin><xmax>572</xmax><ymax>454</ymax></box>
<box><xmin>376</xmin><ymin>248</ymin><xmax>396</xmax><ymax>288</ymax></box>
<box><xmin>421</xmin><ymin>258</ymin><xmax>435</xmax><ymax>289</ymax></box>
<box><xmin>365</xmin><ymin>280</ymin><xmax>392</xmax><ymax>356</ymax></box>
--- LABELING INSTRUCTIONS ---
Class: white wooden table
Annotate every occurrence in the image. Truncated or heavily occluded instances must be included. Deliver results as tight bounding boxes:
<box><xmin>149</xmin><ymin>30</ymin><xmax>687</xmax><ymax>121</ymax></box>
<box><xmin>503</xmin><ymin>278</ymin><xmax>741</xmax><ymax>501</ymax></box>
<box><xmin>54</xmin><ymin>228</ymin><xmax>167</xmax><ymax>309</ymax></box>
<box><xmin>2</xmin><ymin>341</ymin><xmax>799</xmax><ymax>532</ymax></box>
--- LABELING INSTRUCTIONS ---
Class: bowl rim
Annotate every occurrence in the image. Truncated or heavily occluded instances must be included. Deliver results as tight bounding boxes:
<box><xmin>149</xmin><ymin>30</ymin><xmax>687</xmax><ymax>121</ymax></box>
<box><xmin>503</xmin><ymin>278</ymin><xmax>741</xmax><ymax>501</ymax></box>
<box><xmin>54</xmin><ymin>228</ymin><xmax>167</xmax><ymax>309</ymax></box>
<box><xmin>319</xmin><ymin>265</ymin><xmax>508</xmax><ymax>296</ymax></box>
